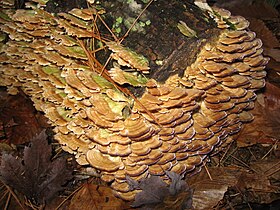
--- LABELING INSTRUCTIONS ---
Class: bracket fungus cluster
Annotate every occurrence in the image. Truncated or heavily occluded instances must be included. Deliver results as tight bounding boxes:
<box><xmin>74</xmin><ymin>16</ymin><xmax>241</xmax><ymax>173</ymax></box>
<box><xmin>0</xmin><ymin>0</ymin><xmax>268</xmax><ymax>200</ymax></box>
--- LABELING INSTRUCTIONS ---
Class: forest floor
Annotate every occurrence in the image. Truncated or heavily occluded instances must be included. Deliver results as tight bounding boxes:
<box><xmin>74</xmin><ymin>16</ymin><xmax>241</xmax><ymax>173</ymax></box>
<box><xmin>0</xmin><ymin>0</ymin><xmax>280</xmax><ymax>209</ymax></box>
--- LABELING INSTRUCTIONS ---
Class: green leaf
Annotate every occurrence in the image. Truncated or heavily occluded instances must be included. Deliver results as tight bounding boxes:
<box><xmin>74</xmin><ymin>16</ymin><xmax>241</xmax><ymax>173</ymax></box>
<box><xmin>92</xmin><ymin>74</ymin><xmax>115</xmax><ymax>89</ymax></box>
<box><xmin>42</xmin><ymin>66</ymin><xmax>60</xmax><ymax>74</ymax></box>
<box><xmin>177</xmin><ymin>21</ymin><xmax>197</xmax><ymax>38</ymax></box>
<box><xmin>56</xmin><ymin>107</ymin><xmax>72</xmax><ymax>121</ymax></box>
<box><xmin>67</xmin><ymin>46</ymin><xmax>87</xmax><ymax>59</ymax></box>
<box><xmin>103</xmin><ymin>95</ymin><xmax>128</xmax><ymax>116</ymax></box>
<box><xmin>0</xmin><ymin>11</ymin><xmax>12</xmax><ymax>21</ymax></box>
<box><xmin>123</xmin><ymin>71</ymin><xmax>148</xmax><ymax>86</ymax></box>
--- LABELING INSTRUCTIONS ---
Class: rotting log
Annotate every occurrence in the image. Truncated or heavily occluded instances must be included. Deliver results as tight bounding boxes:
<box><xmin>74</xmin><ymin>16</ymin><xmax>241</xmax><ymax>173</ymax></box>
<box><xmin>0</xmin><ymin>0</ymin><xmax>268</xmax><ymax>200</ymax></box>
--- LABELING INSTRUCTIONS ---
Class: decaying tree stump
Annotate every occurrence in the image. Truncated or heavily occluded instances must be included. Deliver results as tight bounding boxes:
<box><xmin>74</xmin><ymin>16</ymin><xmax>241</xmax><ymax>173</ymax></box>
<box><xmin>99</xmin><ymin>0</ymin><xmax>219</xmax><ymax>81</ymax></box>
<box><xmin>0</xmin><ymin>0</ymin><xmax>268</xmax><ymax>200</ymax></box>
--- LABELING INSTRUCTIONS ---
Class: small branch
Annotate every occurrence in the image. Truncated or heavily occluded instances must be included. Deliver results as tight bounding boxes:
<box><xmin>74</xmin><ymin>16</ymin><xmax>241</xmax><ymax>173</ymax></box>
<box><xmin>219</xmin><ymin>141</ymin><xmax>234</xmax><ymax>166</ymax></box>
<box><xmin>261</xmin><ymin>139</ymin><xmax>279</xmax><ymax>160</ymax></box>
<box><xmin>1</xmin><ymin>181</ymin><xmax>26</xmax><ymax>210</ymax></box>
<box><xmin>265</xmin><ymin>159</ymin><xmax>280</xmax><ymax>177</ymax></box>
<box><xmin>120</xmin><ymin>0</ymin><xmax>154</xmax><ymax>43</ymax></box>
<box><xmin>4</xmin><ymin>191</ymin><xmax>11</xmax><ymax>210</ymax></box>
<box><xmin>230</xmin><ymin>155</ymin><xmax>258</xmax><ymax>174</ymax></box>
<box><xmin>203</xmin><ymin>161</ymin><xmax>213</xmax><ymax>181</ymax></box>
<box><xmin>55</xmin><ymin>185</ymin><xmax>83</xmax><ymax>210</ymax></box>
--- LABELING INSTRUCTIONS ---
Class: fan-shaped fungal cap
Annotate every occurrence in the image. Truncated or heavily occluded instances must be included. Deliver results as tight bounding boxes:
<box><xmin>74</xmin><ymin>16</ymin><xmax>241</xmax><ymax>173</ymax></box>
<box><xmin>221</xmin><ymin>75</ymin><xmax>250</xmax><ymax>87</ymax></box>
<box><xmin>111</xmin><ymin>181</ymin><xmax>130</xmax><ymax>193</ymax></box>
<box><xmin>125</xmin><ymin>164</ymin><xmax>148</xmax><ymax>177</ymax></box>
<box><xmin>86</xmin><ymin>149</ymin><xmax>124</xmax><ymax>172</ymax></box>
<box><xmin>120</xmin><ymin>117</ymin><xmax>152</xmax><ymax>138</ymax></box>
<box><xmin>155</xmin><ymin>109</ymin><xmax>184</xmax><ymax>125</ymax></box>
<box><xmin>131</xmin><ymin>142</ymin><xmax>151</xmax><ymax>156</ymax></box>
<box><xmin>106</xmin><ymin>41</ymin><xmax>150</xmax><ymax>73</ymax></box>
<box><xmin>148</xmin><ymin>164</ymin><xmax>165</xmax><ymax>175</ymax></box>
<box><xmin>98</xmin><ymin>143</ymin><xmax>131</xmax><ymax>157</ymax></box>
<box><xmin>55</xmin><ymin>133</ymin><xmax>90</xmax><ymax>154</ymax></box>
<box><xmin>68</xmin><ymin>8</ymin><xmax>96</xmax><ymax>20</ymax></box>
<box><xmin>193</xmin><ymin>113</ymin><xmax>216</xmax><ymax>128</ymax></box>
<box><xmin>177</xmin><ymin>127</ymin><xmax>196</xmax><ymax>140</ymax></box>
<box><xmin>171</xmin><ymin>163</ymin><xmax>188</xmax><ymax>175</ymax></box>
<box><xmin>86</xmin><ymin>108</ymin><xmax>114</xmax><ymax>128</ymax></box>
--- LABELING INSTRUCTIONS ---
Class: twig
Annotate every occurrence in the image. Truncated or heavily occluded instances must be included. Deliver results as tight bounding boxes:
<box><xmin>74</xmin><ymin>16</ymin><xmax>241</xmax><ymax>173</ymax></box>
<box><xmin>90</xmin><ymin>45</ymin><xmax>107</xmax><ymax>54</ymax></box>
<box><xmin>267</xmin><ymin>166</ymin><xmax>280</xmax><ymax>177</ymax></box>
<box><xmin>92</xmin><ymin>13</ymin><xmax>101</xmax><ymax>51</ymax></box>
<box><xmin>51</xmin><ymin>147</ymin><xmax>64</xmax><ymax>161</ymax></box>
<box><xmin>1</xmin><ymin>181</ymin><xmax>26</xmax><ymax>210</ymax></box>
<box><xmin>226</xmin><ymin>199</ymin><xmax>235</xmax><ymax>210</ymax></box>
<box><xmin>55</xmin><ymin>185</ymin><xmax>84</xmax><ymax>210</ymax></box>
<box><xmin>96</xmin><ymin>12</ymin><xmax>119</xmax><ymax>42</ymax></box>
<box><xmin>203</xmin><ymin>161</ymin><xmax>213</xmax><ymax>180</ymax></box>
<box><xmin>0</xmin><ymin>189</ymin><xmax>9</xmax><ymax>203</ymax></box>
<box><xmin>4</xmin><ymin>191</ymin><xmax>11</xmax><ymax>210</ymax></box>
<box><xmin>261</xmin><ymin>139</ymin><xmax>279</xmax><ymax>160</ymax></box>
<box><xmin>120</xmin><ymin>0</ymin><xmax>154</xmax><ymax>43</ymax></box>
<box><xmin>234</xmin><ymin>185</ymin><xmax>253</xmax><ymax>210</ymax></box>
<box><xmin>248</xmin><ymin>147</ymin><xmax>257</xmax><ymax>161</ymax></box>
<box><xmin>219</xmin><ymin>141</ymin><xmax>234</xmax><ymax>166</ymax></box>
<box><xmin>229</xmin><ymin>154</ymin><xmax>259</xmax><ymax>174</ymax></box>
<box><xmin>221</xmin><ymin>145</ymin><xmax>238</xmax><ymax>165</ymax></box>
<box><xmin>25</xmin><ymin>198</ymin><xmax>41</xmax><ymax>210</ymax></box>
<box><xmin>99</xmin><ymin>54</ymin><xmax>112</xmax><ymax>77</ymax></box>
<box><xmin>87</xmin><ymin>3</ymin><xmax>103</xmax><ymax>57</ymax></box>
<box><xmin>265</xmin><ymin>159</ymin><xmax>280</xmax><ymax>177</ymax></box>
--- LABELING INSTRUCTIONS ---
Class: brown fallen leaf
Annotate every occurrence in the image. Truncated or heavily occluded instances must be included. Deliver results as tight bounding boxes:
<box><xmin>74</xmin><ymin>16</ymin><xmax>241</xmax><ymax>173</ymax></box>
<box><xmin>214</xmin><ymin>0</ymin><xmax>279</xmax><ymax>19</ymax></box>
<box><xmin>69</xmin><ymin>183</ymin><xmax>130</xmax><ymax>210</ymax></box>
<box><xmin>216</xmin><ymin>171</ymin><xmax>280</xmax><ymax>209</ymax></box>
<box><xmin>267</xmin><ymin>58</ymin><xmax>280</xmax><ymax>84</ymax></box>
<box><xmin>187</xmin><ymin>166</ymin><xmax>244</xmax><ymax>210</ymax></box>
<box><xmin>0</xmin><ymin>130</ymin><xmax>73</xmax><ymax>205</ymax></box>
<box><xmin>237</xmin><ymin>82</ymin><xmax>280</xmax><ymax>147</ymax></box>
<box><xmin>265</xmin><ymin>48</ymin><xmax>280</xmax><ymax>62</ymax></box>
<box><xmin>129</xmin><ymin>171</ymin><xmax>193</xmax><ymax>210</ymax></box>
<box><xmin>267</xmin><ymin>57</ymin><xmax>280</xmax><ymax>73</ymax></box>
<box><xmin>237</xmin><ymin>172</ymin><xmax>276</xmax><ymax>194</ymax></box>
<box><xmin>248</xmin><ymin>18</ymin><xmax>280</xmax><ymax>49</ymax></box>
<box><xmin>0</xmin><ymin>89</ymin><xmax>48</xmax><ymax>145</ymax></box>
<box><xmin>70</xmin><ymin>184</ymin><xmax>102</xmax><ymax>210</ymax></box>
<box><xmin>235</xmin><ymin>159</ymin><xmax>280</xmax><ymax>205</ymax></box>
<box><xmin>250</xmin><ymin>159</ymin><xmax>280</xmax><ymax>186</ymax></box>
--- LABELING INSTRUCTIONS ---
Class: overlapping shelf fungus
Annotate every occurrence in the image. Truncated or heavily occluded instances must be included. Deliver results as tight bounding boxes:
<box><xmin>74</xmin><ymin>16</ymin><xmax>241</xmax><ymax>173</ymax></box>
<box><xmin>0</xmin><ymin>0</ymin><xmax>268</xmax><ymax>200</ymax></box>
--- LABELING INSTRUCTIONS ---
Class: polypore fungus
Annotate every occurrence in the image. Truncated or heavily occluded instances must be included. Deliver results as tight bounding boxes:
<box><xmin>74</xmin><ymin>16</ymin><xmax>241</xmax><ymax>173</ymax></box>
<box><xmin>0</xmin><ymin>0</ymin><xmax>268</xmax><ymax>200</ymax></box>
